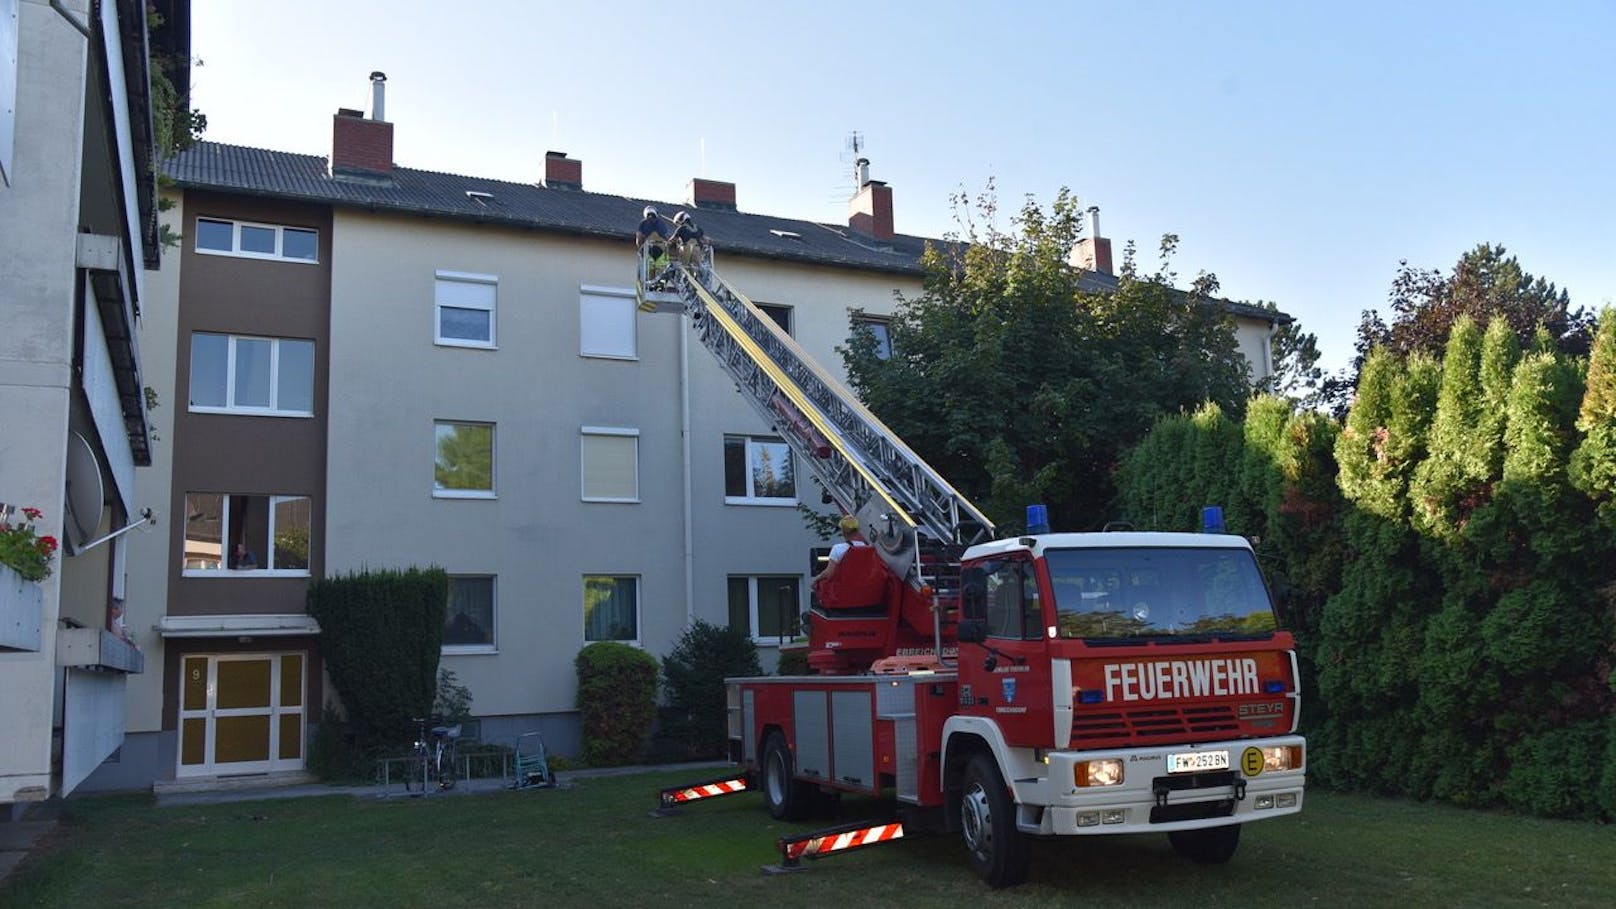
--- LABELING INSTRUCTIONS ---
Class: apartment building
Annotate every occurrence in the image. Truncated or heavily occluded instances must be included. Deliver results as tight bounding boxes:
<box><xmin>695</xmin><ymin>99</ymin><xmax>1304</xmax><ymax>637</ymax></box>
<box><xmin>0</xmin><ymin>0</ymin><xmax>186</xmax><ymax>807</ymax></box>
<box><xmin>96</xmin><ymin>81</ymin><xmax>1290</xmax><ymax>789</ymax></box>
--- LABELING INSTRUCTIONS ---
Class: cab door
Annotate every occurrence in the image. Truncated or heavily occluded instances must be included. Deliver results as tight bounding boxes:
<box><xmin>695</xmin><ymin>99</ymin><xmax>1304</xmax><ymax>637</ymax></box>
<box><xmin>958</xmin><ymin>556</ymin><xmax>1053</xmax><ymax>747</ymax></box>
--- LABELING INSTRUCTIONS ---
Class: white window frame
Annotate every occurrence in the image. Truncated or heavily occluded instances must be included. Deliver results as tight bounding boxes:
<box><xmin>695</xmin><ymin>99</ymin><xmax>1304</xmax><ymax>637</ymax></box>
<box><xmin>442</xmin><ymin>575</ymin><xmax>497</xmax><ymax>654</ymax></box>
<box><xmin>582</xmin><ymin>574</ymin><xmax>640</xmax><ymax>645</ymax></box>
<box><xmin>180</xmin><ymin>493</ymin><xmax>313</xmax><ymax>578</ymax></box>
<box><xmin>434</xmin><ymin>270</ymin><xmax>498</xmax><ymax>349</ymax></box>
<box><xmin>433</xmin><ymin>420</ymin><xmax>497</xmax><ymax>499</ymax></box>
<box><xmin>579</xmin><ymin>285</ymin><xmax>639</xmax><ymax>360</ymax></box>
<box><xmin>852</xmin><ymin>315</ymin><xmax>893</xmax><ymax>360</ymax></box>
<box><xmin>724</xmin><ymin>434</ymin><xmax>797</xmax><ymax>506</ymax></box>
<box><xmin>580</xmin><ymin>426</ymin><xmax>640</xmax><ymax>503</ymax></box>
<box><xmin>730</xmin><ymin>575</ymin><xmax>804</xmax><ymax>646</ymax></box>
<box><xmin>193</xmin><ymin>217</ymin><xmax>319</xmax><ymax>263</ymax></box>
<box><xmin>188</xmin><ymin>333</ymin><xmax>316</xmax><ymax>417</ymax></box>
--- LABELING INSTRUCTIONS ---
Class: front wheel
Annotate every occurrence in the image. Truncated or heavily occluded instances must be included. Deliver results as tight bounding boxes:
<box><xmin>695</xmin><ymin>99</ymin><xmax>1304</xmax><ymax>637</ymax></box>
<box><xmin>1168</xmin><ymin>824</ymin><xmax>1241</xmax><ymax>863</ymax></box>
<box><xmin>959</xmin><ymin>753</ymin><xmax>1030</xmax><ymax>888</ymax></box>
<box><xmin>760</xmin><ymin>731</ymin><xmax>813</xmax><ymax>821</ymax></box>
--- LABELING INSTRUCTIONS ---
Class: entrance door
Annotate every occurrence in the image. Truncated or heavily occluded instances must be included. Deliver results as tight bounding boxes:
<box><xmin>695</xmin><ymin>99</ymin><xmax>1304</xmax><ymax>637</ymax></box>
<box><xmin>178</xmin><ymin>652</ymin><xmax>305</xmax><ymax>776</ymax></box>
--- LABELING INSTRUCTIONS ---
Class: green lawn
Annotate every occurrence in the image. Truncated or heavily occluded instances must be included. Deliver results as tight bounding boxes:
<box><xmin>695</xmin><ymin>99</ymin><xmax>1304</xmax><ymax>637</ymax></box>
<box><xmin>5</xmin><ymin>772</ymin><xmax>1612</xmax><ymax>908</ymax></box>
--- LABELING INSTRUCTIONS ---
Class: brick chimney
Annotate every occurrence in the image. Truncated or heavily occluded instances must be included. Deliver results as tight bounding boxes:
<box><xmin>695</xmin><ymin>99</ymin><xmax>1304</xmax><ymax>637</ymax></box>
<box><xmin>544</xmin><ymin>151</ymin><xmax>581</xmax><ymax>190</ymax></box>
<box><xmin>848</xmin><ymin>158</ymin><xmax>894</xmax><ymax>242</ymax></box>
<box><xmin>686</xmin><ymin>178</ymin><xmax>736</xmax><ymax>211</ymax></box>
<box><xmin>331</xmin><ymin>74</ymin><xmax>394</xmax><ymax>178</ymax></box>
<box><xmin>1070</xmin><ymin>205</ymin><xmax>1114</xmax><ymax>275</ymax></box>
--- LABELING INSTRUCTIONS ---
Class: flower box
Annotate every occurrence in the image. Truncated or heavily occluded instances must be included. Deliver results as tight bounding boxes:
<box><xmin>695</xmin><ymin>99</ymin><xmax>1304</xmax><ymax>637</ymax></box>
<box><xmin>1</xmin><ymin>563</ymin><xmax>44</xmax><ymax>652</ymax></box>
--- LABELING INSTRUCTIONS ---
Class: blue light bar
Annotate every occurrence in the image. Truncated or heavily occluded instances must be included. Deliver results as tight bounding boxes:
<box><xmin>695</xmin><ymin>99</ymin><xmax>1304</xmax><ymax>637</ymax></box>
<box><xmin>1264</xmin><ymin>680</ymin><xmax>1287</xmax><ymax>693</ymax></box>
<box><xmin>1078</xmin><ymin>690</ymin><xmax>1104</xmax><ymax>704</ymax></box>
<box><xmin>1027</xmin><ymin>504</ymin><xmax>1050</xmax><ymax>535</ymax></box>
<box><xmin>1201</xmin><ymin>506</ymin><xmax>1225</xmax><ymax>533</ymax></box>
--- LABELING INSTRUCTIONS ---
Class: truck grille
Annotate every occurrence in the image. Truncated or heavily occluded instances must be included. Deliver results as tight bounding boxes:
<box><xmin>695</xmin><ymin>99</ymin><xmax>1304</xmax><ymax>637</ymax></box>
<box><xmin>1071</xmin><ymin>703</ymin><xmax>1241</xmax><ymax>747</ymax></box>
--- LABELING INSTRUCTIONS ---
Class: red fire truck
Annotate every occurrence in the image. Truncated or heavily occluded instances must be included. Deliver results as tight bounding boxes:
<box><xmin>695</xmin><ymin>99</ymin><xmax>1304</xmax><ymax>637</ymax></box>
<box><xmin>640</xmin><ymin>249</ymin><xmax>1305</xmax><ymax>888</ymax></box>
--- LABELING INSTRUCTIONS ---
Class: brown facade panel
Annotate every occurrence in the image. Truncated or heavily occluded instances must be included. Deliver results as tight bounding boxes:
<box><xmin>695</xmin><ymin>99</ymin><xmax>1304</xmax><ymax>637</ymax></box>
<box><xmin>169</xmin><ymin>191</ymin><xmax>332</xmax><ymax>617</ymax></box>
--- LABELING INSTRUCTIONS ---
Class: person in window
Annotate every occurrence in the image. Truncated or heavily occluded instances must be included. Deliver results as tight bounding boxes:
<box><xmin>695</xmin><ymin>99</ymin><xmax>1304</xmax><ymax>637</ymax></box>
<box><xmin>670</xmin><ymin>210</ymin><xmax>712</xmax><ymax>275</ymax></box>
<box><xmin>230</xmin><ymin>542</ymin><xmax>258</xmax><ymax>570</ymax></box>
<box><xmin>635</xmin><ymin>205</ymin><xmax>671</xmax><ymax>285</ymax></box>
<box><xmin>812</xmin><ymin>515</ymin><xmax>869</xmax><ymax>589</ymax></box>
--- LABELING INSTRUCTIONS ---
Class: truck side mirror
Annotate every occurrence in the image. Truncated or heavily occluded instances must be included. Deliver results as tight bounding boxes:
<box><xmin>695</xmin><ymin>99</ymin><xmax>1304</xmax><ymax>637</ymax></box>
<box><xmin>958</xmin><ymin>567</ymin><xmax>987</xmax><ymax>645</ymax></box>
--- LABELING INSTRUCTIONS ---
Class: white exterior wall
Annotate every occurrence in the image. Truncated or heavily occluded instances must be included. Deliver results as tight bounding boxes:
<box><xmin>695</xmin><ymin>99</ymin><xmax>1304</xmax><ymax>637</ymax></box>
<box><xmin>123</xmin><ymin>190</ymin><xmax>182</xmax><ymax>734</ymax></box>
<box><xmin>0</xmin><ymin>0</ymin><xmax>87</xmax><ymax>803</ymax></box>
<box><xmin>324</xmin><ymin>214</ymin><xmax>913</xmax><ymax>719</ymax></box>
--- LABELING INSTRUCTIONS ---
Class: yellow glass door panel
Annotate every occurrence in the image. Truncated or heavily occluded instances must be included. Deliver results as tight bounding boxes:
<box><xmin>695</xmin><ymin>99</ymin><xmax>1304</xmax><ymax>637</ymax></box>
<box><xmin>181</xmin><ymin>718</ymin><xmax>207</xmax><ymax>765</ymax></box>
<box><xmin>217</xmin><ymin>659</ymin><xmax>273</xmax><ymax>709</ymax></box>
<box><xmin>215</xmin><ymin>715</ymin><xmax>271</xmax><ymax>763</ymax></box>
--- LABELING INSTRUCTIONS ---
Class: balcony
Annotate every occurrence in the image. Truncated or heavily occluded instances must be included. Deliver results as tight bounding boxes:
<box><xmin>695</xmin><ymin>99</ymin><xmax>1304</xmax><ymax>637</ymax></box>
<box><xmin>56</xmin><ymin>626</ymin><xmax>144</xmax><ymax>674</ymax></box>
<box><xmin>1</xmin><ymin>565</ymin><xmax>44</xmax><ymax>652</ymax></box>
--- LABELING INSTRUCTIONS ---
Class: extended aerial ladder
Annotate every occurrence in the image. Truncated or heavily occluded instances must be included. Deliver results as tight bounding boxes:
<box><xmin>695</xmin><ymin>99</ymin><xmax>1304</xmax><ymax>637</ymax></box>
<box><xmin>636</xmin><ymin>251</ymin><xmax>995</xmax><ymax>600</ymax></box>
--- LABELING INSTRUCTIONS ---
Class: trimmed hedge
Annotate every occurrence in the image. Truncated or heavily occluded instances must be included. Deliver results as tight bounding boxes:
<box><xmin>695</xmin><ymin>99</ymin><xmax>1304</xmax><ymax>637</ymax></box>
<box><xmin>306</xmin><ymin>567</ymin><xmax>447</xmax><ymax>752</ymax></box>
<box><xmin>576</xmin><ymin>642</ymin><xmax>659</xmax><ymax>766</ymax></box>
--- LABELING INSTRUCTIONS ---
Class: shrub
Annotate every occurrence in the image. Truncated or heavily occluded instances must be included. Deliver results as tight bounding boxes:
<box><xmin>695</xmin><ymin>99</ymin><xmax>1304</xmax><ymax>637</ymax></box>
<box><xmin>434</xmin><ymin>668</ymin><xmax>474</xmax><ymax>724</ymax></box>
<box><xmin>575</xmin><ymin>642</ymin><xmax>659</xmax><ymax>766</ymax></box>
<box><xmin>1501</xmin><ymin>721</ymin><xmax>1610</xmax><ymax>819</ymax></box>
<box><xmin>660</xmin><ymin>621</ymin><xmax>761</xmax><ymax>759</ymax></box>
<box><xmin>776</xmin><ymin>648</ymin><xmax>810</xmax><ymax>676</ymax></box>
<box><xmin>307</xmin><ymin>567</ymin><xmax>447</xmax><ymax>752</ymax></box>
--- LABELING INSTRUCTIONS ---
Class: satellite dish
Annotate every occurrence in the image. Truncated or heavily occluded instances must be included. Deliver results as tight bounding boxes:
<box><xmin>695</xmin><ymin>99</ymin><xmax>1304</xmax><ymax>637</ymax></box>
<box><xmin>65</xmin><ymin>432</ymin><xmax>104</xmax><ymax>551</ymax></box>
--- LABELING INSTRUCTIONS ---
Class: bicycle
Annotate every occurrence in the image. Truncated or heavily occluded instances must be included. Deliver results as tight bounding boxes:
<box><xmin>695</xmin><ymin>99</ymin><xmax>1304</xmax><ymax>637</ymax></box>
<box><xmin>404</xmin><ymin>716</ymin><xmax>461</xmax><ymax>792</ymax></box>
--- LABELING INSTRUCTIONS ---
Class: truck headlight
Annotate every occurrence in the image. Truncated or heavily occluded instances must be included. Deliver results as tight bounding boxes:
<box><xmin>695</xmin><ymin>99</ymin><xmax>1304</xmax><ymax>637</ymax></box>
<box><xmin>1262</xmin><ymin>745</ymin><xmax>1303</xmax><ymax>772</ymax></box>
<box><xmin>1075</xmin><ymin>759</ymin><xmax>1124</xmax><ymax>787</ymax></box>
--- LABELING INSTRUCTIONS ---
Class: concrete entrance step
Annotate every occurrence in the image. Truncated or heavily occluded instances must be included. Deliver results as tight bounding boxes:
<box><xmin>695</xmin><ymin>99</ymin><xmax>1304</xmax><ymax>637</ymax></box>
<box><xmin>153</xmin><ymin>770</ymin><xmax>318</xmax><ymax>796</ymax></box>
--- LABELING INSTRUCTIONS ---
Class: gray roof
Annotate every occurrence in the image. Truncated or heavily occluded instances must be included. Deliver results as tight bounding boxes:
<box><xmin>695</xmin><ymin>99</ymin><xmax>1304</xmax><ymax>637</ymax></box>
<box><xmin>166</xmin><ymin>142</ymin><xmax>933</xmax><ymax>276</ymax></box>
<box><xmin>165</xmin><ymin>142</ymin><xmax>1290</xmax><ymax>323</ymax></box>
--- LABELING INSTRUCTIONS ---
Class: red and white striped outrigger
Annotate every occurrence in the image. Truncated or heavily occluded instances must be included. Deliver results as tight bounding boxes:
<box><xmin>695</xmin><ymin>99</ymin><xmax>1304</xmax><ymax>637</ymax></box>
<box><xmin>769</xmin><ymin>819</ymin><xmax>906</xmax><ymax>872</ymax></box>
<box><xmin>652</xmin><ymin>774</ymin><xmax>750</xmax><ymax>816</ymax></box>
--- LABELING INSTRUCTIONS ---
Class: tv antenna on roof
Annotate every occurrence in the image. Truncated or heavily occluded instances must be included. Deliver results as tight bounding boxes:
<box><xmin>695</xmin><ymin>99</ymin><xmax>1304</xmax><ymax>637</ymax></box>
<box><xmin>831</xmin><ymin>131</ymin><xmax>866</xmax><ymax>203</ymax></box>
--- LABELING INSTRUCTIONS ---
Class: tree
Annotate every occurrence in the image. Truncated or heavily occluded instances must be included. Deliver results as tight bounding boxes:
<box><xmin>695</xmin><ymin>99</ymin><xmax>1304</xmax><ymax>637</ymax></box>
<box><xmin>1324</xmin><ymin>244</ymin><xmax>1593</xmax><ymax>416</ymax></box>
<box><xmin>1254</xmin><ymin>302</ymin><xmax>1326</xmax><ymax>406</ymax></box>
<box><xmin>842</xmin><ymin>186</ymin><xmax>1248</xmax><ymax>531</ymax></box>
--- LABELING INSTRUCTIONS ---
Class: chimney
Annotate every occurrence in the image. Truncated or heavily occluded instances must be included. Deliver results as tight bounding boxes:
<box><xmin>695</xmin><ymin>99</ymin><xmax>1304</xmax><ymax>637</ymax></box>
<box><xmin>331</xmin><ymin>73</ymin><xmax>394</xmax><ymax>177</ymax></box>
<box><xmin>848</xmin><ymin>159</ymin><xmax>894</xmax><ymax>242</ymax></box>
<box><xmin>1070</xmin><ymin>205</ymin><xmax>1114</xmax><ymax>275</ymax></box>
<box><xmin>686</xmin><ymin>177</ymin><xmax>736</xmax><ymax>211</ymax></box>
<box><xmin>544</xmin><ymin>151</ymin><xmax>582</xmax><ymax>190</ymax></box>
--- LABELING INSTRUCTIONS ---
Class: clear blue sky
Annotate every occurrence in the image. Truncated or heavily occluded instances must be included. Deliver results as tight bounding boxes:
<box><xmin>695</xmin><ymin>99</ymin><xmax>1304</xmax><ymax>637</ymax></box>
<box><xmin>189</xmin><ymin>1</ymin><xmax>1616</xmax><ymax>376</ymax></box>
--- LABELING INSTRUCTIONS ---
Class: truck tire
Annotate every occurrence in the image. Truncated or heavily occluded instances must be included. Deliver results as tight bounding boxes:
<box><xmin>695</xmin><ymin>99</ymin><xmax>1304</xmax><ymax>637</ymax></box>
<box><xmin>761</xmin><ymin>731</ymin><xmax>813</xmax><ymax>821</ymax></box>
<box><xmin>1168</xmin><ymin>824</ymin><xmax>1241</xmax><ymax>863</ymax></box>
<box><xmin>959</xmin><ymin>753</ymin><xmax>1030</xmax><ymax>888</ymax></box>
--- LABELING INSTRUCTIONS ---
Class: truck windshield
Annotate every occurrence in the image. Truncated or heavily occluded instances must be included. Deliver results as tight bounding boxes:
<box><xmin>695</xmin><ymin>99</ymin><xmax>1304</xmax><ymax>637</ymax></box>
<box><xmin>1045</xmin><ymin>546</ymin><xmax>1276</xmax><ymax>640</ymax></box>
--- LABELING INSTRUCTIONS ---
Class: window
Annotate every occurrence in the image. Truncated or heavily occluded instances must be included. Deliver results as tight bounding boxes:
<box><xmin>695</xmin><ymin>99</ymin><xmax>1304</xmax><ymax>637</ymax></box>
<box><xmin>724</xmin><ymin>435</ymin><xmax>795</xmax><ymax>504</ymax></box>
<box><xmin>973</xmin><ymin>558</ymin><xmax>1043</xmax><ymax>640</ymax></box>
<box><xmin>583</xmin><ymin>576</ymin><xmax>638</xmax><ymax>642</ymax></box>
<box><xmin>444</xmin><ymin>576</ymin><xmax>496</xmax><ymax>650</ymax></box>
<box><xmin>852</xmin><ymin>316</ymin><xmax>893</xmax><ymax>360</ymax></box>
<box><xmin>581</xmin><ymin>428</ymin><xmax>639</xmax><ymax>502</ymax></box>
<box><xmin>435</xmin><ymin>270</ymin><xmax>497</xmax><ymax>348</ymax></box>
<box><xmin>757</xmin><ymin>303</ymin><xmax>792</xmax><ymax>335</ymax></box>
<box><xmin>182</xmin><ymin>493</ymin><xmax>311</xmax><ymax>576</ymax></box>
<box><xmin>194</xmin><ymin>217</ymin><xmax>318</xmax><ymax>263</ymax></box>
<box><xmin>580</xmin><ymin>286</ymin><xmax>637</xmax><ymax>359</ymax></box>
<box><xmin>189</xmin><ymin>333</ymin><xmax>315</xmax><ymax>416</ymax></box>
<box><xmin>728</xmin><ymin>576</ymin><xmax>802</xmax><ymax>644</ymax></box>
<box><xmin>434</xmin><ymin>421</ymin><xmax>495</xmax><ymax>498</ymax></box>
